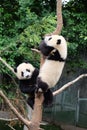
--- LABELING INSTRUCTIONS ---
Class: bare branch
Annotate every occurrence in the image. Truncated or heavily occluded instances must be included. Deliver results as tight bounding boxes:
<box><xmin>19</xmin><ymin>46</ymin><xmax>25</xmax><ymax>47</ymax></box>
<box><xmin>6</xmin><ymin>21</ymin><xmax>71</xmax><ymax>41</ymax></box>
<box><xmin>45</xmin><ymin>0</ymin><xmax>63</xmax><ymax>36</ymax></box>
<box><xmin>52</xmin><ymin>0</ymin><xmax>63</xmax><ymax>35</ymax></box>
<box><xmin>0</xmin><ymin>57</ymin><xmax>16</xmax><ymax>76</ymax></box>
<box><xmin>0</xmin><ymin>89</ymin><xmax>44</xmax><ymax>130</ymax></box>
<box><xmin>31</xmin><ymin>48</ymin><xmax>40</xmax><ymax>54</ymax></box>
<box><xmin>31</xmin><ymin>92</ymin><xmax>44</xmax><ymax>130</ymax></box>
<box><xmin>53</xmin><ymin>74</ymin><xmax>87</xmax><ymax>96</ymax></box>
<box><xmin>31</xmin><ymin>49</ymin><xmax>46</xmax><ymax>67</ymax></box>
<box><xmin>32</xmin><ymin>93</ymin><xmax>44</xmax><ymax>122</ymax></box>
<box><xmin>0</xmin><ymin>117</ymin><xmax>18</xmax><ymax>121</ymax></box>
<box><xmin>0</xmin><ymin>90</ymin><xmax>30</xmax><ymax>129</ymax></box>
<box><xmin>40</xmin><ymin>54</ymin><xmax>46</xmax><ymax>68</ymax></box>
<box><xmin>7</xmin><ymin>124</ymin><xmax>16</xmax><ymax>130</ymax></box>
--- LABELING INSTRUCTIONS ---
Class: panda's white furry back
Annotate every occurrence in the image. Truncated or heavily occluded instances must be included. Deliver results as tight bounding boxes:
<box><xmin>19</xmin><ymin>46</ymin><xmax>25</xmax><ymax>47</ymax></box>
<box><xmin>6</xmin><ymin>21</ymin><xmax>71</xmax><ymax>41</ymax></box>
<box><xmin>37</xmin><ymin>35</ymin><xmax>67</xmax><ymax>92</ymax></box>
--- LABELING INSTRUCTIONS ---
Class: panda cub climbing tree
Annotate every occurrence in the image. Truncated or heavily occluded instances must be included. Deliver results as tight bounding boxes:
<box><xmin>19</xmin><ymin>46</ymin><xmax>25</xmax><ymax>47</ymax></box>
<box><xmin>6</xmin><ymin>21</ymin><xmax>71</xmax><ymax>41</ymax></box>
<box><xmin>14</xmin><ymin>62</ymin><xmax>53</xmax><ymax>108</ymax></box>
<box><xmin>37</xmin><ymin>35</ymin><xmax>67</xmax><ymax>106</ymax></box>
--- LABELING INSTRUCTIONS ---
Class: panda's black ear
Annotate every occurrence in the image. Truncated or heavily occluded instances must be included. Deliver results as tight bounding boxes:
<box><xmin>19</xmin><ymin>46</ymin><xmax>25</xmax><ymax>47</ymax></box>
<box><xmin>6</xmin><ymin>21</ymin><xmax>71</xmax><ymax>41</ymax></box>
<box><xmin>57</xmin><ymin>39</ymin><xmax>61</xmax><ymax>44</ymax></box>
<box><xmin>41</xmin><ymin>37</ymin><xmax>44</xmax><ymax>40</ymax></box>
<box><xmin>24</xmin><ymin>61</ymin><xmax>29</xmax><ymax>63</ymax></box>
<box><xmin>14</xmin><ymin>68</ymin><xmax>17</xmax><ymax>73</ymax></box>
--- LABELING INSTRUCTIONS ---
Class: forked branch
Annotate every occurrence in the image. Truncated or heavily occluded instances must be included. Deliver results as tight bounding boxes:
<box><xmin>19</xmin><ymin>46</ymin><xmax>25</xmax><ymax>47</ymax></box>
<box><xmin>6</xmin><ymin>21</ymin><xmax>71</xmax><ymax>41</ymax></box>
<box><xmin>0</xmin><ymin>90</ymin><xmax>31</xmax><ymax>129</ymax></box>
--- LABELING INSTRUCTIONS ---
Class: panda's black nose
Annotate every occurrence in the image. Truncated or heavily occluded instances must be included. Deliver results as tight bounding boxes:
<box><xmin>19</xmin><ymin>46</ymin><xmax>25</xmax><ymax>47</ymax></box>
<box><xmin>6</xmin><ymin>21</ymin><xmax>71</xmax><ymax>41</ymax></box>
<box><xmin>26</xmin><ymin>75</ymin><xmax>30</xmax><ymax>78</ymax></box>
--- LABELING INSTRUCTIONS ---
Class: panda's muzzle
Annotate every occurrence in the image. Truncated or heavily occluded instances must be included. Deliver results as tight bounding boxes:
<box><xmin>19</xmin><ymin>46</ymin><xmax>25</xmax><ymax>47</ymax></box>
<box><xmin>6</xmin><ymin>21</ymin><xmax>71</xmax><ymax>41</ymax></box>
<box><xmin>26</xmin><ymin>75</ymin><xmax>30</xmax><ymax>78</ymax></box>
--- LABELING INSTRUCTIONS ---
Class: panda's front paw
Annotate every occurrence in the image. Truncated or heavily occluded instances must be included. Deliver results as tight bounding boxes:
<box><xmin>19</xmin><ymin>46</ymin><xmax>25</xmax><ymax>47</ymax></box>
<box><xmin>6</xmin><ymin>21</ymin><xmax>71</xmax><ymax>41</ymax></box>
<box><xmin>36</xmin><ymin>87</ymin><xmax>43</xmax><ymax>93</ymax></box>
<box><xmin>38</xmin><ymin>88</ymin><xmax>43</xmax><ymax>92</ymax></box>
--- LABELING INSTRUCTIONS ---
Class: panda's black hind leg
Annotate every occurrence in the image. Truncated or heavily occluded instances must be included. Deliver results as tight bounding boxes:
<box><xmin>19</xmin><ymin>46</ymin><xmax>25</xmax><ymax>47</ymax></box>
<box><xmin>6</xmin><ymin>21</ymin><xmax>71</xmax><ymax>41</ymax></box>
<box><xmin>43</xmin><ymin>89</ymin><xmax>53</xmax><ymax>107</ymax></box>
<box><xmin>27</xmin><ymin>97</ymin><xmax>34</xmax><ymax>109</ymax></box>
<box><xmin>37</xmin><ymin>77</ymin><xmax>48</xmax><ymax>92</ymax></box>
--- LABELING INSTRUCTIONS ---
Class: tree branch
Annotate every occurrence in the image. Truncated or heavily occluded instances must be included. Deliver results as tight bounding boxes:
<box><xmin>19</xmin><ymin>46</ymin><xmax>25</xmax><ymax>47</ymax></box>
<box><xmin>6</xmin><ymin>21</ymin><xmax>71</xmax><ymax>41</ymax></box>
<box><xmin>7</xmin><ymin>124</ymin><xmax>16</xmax><ymax>130</ymax></box>
<box><xmin>31</xmin><ymin>48</ymin><xmax>40</xmax><ymax>54</ymax></box>
<box><xmin>31</xmin><ymin>93</ymin><xmax>44</xmax><ymax>130</ymax></box>
<box><xmin>0</xmin><ymin>90</ymin><xmax>31</xmax><ymax>129</ymax></box>
<box><xmin>45</xmin><ymin>0</ymin><xmax>63</xmax><ymax>36</ymax></box>
<box><xmin>53</xmin><ymin>74</ymin><xmax>87</xmax><ymax>96</ymax></box>
<box><xmin>52</xmin><ymin>0</ymin><xmax>63</xmax><ymax>35</ymax></box>
<box><xmin>0</xmin><ymin>57</ymin><xmax>16</xmax><ymax>76</ymax></box>
<box><xmin>0</xmin><ymin>117</ymin><xmax>18</xmax><ymax>121</ymax></box>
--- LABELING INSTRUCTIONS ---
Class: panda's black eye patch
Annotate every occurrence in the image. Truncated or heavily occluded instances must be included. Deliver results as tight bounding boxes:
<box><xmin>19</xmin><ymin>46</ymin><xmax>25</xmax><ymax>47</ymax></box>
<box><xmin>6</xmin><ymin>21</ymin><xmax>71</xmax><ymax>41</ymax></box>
<box><xmin>21</xmin><ymin>71</ymin><xmax>24</xmax><ymax>76</ymax></box>
<box><xmin>57</xmin><ymin>39</ymin><xmax>61</xmax><ymax>44</ymax></box>
<box><xmin>48</xmin><ymin>37</ymin><xmax>52</xmax><ymax>40</ymax></box>
<box><xmin>26</xmin><ymin>69</ymin><xmax>30</xmax><ymax>72</ymax></box>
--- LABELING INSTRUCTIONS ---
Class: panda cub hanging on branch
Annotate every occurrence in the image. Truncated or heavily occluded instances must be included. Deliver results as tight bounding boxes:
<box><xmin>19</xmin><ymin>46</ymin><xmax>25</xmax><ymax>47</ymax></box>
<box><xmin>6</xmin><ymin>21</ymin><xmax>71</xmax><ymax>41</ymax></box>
<box><xmin>14</xmin><ymin>62</ymin><xmax>53</xmax><ymax>108</ymax></box>
<box><xmin>14</xmin><ymin>62</ymin><xmax>39</xmax><ymax>109</ymax></box>
<box><xmin>37</xmin><ymin>35</ymin><xmax>67</xmax><ymax>106</ymax></box>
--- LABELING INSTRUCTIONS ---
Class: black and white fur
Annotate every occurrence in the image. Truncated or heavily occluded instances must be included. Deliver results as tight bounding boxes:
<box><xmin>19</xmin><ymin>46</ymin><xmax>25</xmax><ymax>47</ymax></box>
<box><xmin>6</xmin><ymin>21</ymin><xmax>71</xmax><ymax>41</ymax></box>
<box><xmin>14</xmin><ymin>62</ymin><xmax>39</xmax><ymax>109</ymax></box>
<box><xmin>37</xmin><ymin>35</ymin><xmax>67</xmax><ymax>106</ymax></box>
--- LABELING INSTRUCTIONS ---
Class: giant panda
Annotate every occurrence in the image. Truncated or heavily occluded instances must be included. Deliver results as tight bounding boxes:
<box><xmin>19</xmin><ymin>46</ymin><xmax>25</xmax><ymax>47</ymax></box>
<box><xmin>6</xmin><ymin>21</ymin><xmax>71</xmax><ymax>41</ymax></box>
<box><xmin>37</xmin><ymin>35</ymin><xmax>67</xmax><ymax>106</ymax></box>
<box><xmin>14</xmin><ymin>62</ymin><xmax>39</xmax><ymax>109</ymax></box>
<box><xmin>14</xmin><ymin>62</ymin><xmax>52</xmax><ymax>108</ymax></box>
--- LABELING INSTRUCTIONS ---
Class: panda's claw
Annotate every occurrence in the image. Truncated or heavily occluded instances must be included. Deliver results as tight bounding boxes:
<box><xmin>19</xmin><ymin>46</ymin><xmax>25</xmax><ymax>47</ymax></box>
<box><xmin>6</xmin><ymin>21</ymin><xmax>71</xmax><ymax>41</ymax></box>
<box><xmin>38</xmin><ymin>88</ymin><xmax>43</xmax><ymax>92</ymax></box>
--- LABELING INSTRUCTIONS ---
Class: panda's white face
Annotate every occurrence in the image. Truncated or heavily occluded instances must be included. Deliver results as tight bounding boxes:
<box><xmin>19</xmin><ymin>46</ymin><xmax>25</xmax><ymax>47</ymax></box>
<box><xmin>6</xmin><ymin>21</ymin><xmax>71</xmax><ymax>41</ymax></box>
<box><xmin>15</xmin><ymin>63</ymin><xmax>35</xmax><ymax>80</ymax></box>
<box><xmin>44</xmin><ymin>35</ymin><xmax>66</xmax><ymax>49</ymax></box>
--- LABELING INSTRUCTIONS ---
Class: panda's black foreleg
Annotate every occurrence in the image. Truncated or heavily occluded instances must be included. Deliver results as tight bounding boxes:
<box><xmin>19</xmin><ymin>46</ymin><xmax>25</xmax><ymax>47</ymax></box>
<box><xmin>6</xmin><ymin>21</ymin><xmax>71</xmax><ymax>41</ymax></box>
<box><xmin>27</xmin><ymin>96</ymin><xmax>35</xmax><ymax>109</ymax></box>
<box><xmin>19</xmin><ymin>82</ymin><xmax>36</xmax><ymax>94</ymax></box>
<box><xmin>43</xmin><ymin>89</ymin><xmax>53</xmax><ymax>107</ymax></box>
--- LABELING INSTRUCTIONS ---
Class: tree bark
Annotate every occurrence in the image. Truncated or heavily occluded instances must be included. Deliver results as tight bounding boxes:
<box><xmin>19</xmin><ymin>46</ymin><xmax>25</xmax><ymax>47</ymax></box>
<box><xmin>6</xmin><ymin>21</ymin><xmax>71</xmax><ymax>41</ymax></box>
<box><xmin>30</xmin><ymin>93</ymin><xmax>44</xmax><ymax>130</ymax></box>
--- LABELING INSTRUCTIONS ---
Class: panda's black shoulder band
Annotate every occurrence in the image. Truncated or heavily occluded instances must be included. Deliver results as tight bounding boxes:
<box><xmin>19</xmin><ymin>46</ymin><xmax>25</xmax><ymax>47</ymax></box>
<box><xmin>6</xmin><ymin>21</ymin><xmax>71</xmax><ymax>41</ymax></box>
<box><xmin>47</xmin><ymin>50</ymin><xmax>66</xmax><ymax>62</ymax></box>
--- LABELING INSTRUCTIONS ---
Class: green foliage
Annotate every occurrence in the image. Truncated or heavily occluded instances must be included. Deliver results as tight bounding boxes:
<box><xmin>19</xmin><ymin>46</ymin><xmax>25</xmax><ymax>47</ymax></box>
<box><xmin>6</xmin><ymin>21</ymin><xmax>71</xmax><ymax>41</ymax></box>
<box><xmin>17</xmin><ymin>13</ymin><xmax>56</xmax><ymax>67</ymax></box>
<box><xmin>65</xmin><ymin>0</ymin><xmax>87</xmax><ymax>13</ymax></box>
<box><xmin>0</xmin><ymin>0</ymin><xmax>57</xmax><ymax>94</ymax></box>
<box><xmin>62</xmin><ymin>8</ymin><xmax>87</xmax><ymax>69</ymax></box>
<box><xmin>1</xmin><ymin>0</ymin><xmax>56</xmax><ymax>69</ymax></box>
<box><xmin>1</xmin><ymin>0</ymin><xmax>19</xmax><ymax>37</ymax></box>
